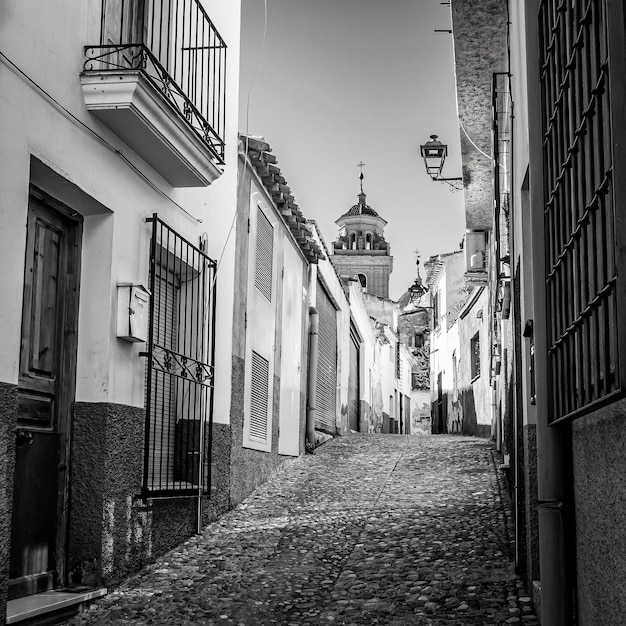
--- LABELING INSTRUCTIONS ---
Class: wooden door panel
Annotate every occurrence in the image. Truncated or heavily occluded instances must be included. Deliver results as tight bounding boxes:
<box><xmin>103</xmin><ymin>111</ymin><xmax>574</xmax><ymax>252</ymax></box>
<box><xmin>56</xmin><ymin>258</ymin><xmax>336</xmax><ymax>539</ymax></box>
<box><xmin>10</xmin><ymin>432</ymin><xmax>60</xmax><ymax>580</ymax></box>
<box><xmin>10</xmin><ymin>193</ymin><xmax>82</xmax><ymax>599</ymax></box>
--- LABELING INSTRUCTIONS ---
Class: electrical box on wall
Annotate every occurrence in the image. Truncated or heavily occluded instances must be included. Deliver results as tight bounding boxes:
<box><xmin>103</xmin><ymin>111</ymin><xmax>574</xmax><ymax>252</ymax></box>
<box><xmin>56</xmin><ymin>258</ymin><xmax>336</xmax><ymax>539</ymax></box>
<box><xmin>117</xmin><ymin>284</ymin><xmax>150</xmax><ymax>343</ymax></box>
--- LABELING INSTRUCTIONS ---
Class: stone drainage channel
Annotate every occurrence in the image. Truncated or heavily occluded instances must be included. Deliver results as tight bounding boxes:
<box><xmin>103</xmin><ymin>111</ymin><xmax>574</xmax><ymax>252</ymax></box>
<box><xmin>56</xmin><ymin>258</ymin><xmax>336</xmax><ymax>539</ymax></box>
<box><xmin>67</xmin><ymin>434</ymin><xmax>538</xmax><ymax>625</ymax></box>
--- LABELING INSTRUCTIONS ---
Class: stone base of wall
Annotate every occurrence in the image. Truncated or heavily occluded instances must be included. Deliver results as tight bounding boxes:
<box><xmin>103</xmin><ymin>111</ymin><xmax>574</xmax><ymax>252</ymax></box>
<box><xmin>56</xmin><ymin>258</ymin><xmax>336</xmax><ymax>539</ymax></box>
<box><xmin>0</xmin><ymin>383</ymin><xmax>18</xmax><ymax>623</ymax></box>
<box><xmin>572</xmin><ymin>404</ymin><xmax>626</xmax><ymax>626</ymax></box>
<box><xmin>70</xmin><ymin>402</ymin><xmax>231</xmax><ymax>588</ymax></box>
<box><xmin>523</xmin><ymin>423</ymin><xmax>539</xmax><ymax>585</ymax></box>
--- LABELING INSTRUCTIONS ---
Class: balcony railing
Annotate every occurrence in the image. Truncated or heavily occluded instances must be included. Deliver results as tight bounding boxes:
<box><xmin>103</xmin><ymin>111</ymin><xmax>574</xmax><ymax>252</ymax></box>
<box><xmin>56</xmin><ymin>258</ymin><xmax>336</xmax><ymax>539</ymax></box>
<box><xmin>84</xmin><ymin>0</ymin><xmax>226</xmax><ymax>163</ymax></box>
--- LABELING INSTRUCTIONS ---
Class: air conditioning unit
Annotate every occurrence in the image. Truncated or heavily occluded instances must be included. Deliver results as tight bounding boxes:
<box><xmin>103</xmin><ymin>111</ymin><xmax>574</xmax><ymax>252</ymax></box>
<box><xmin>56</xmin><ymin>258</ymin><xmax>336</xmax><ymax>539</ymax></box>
<box><xmin>465</xmin><ymin>230</ymin><xmax>488</xmax><ymax>285</ymax></box>
<box><xmin>466</xmin><ymin>231</ymin><xmax>486</xmax><ymax>270</ymax></box>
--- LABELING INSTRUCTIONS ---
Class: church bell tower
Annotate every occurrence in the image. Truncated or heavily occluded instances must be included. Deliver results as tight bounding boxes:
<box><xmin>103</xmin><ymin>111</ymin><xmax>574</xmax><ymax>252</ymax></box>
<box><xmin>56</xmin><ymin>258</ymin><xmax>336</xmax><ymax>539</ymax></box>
<box><xmin>331</xmin><ymin>164</ymin><xmax>393</xmax><ymax>298</ymax></box>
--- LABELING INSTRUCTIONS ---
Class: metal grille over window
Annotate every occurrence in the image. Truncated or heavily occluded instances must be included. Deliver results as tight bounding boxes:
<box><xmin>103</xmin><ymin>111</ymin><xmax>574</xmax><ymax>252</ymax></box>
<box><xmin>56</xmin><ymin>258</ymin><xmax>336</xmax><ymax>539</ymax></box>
<box><xmin>84</xmin><ymin>0</ymin><xmax>227</xmax><ymax>162</ymax></box>
<box><xmin>249</xmin><ymin>351</ymin><xmax>270</xmax><ymax>442</ymax></box>
<box><xmin>254</xmin><ymin>207</ymin><xmax>274</xmax><ymax>302</ymax></box>
<box><xmin>539</xmin><ymin>0</ymin><xmax>623</xmax><ymax>421</ymax></box>
<box><xmin>143</xmin><ymin>215</ymin><xmax>216</xmax><ymax>499</ymax></box>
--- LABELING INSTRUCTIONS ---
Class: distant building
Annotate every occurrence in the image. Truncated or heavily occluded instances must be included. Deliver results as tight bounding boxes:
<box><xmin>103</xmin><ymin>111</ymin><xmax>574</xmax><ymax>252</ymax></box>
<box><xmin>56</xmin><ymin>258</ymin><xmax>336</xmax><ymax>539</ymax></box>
<box><xmin>331</xmin><ymin>175</ymin><xmax>393</xmax><ymax>299</ymax></box>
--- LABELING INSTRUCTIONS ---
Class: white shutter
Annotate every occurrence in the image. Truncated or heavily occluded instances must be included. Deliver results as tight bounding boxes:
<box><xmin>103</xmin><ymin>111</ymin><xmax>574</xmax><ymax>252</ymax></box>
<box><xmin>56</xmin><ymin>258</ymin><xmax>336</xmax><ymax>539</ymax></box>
<box><xmin>249</xmin><ymin>350</ymin><xmax>270</xmax><ymax>442</ymax></box>
<box><xmin>255</xmin><ymin>206</ymin><xmax>274</xmax><ymax>302</ymax></box>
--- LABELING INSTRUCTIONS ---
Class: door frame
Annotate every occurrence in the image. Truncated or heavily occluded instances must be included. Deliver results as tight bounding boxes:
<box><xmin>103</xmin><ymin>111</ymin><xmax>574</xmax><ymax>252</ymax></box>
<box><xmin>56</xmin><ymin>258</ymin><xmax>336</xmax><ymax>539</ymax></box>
<box><xmin>11</xmin><ymin>186</ymin><xmax>83</xmax><ymax>595</ymax></box>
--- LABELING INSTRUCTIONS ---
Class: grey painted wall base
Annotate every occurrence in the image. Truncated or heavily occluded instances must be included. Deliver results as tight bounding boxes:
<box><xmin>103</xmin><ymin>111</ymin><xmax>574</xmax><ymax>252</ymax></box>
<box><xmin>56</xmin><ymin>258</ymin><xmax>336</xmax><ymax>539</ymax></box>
<box><xmin>0</xmin><ymin>383</ymin><xmax>17</xmax><ymax>625</ymax></box>
<box><xmin>523</xmin><ymin>424</ymin><xmax>539</xmax><ymax>584</ymax></box>
<box><xmin>230</xmin><ymin>356</ymin><xmax>293</xmax><ymax>508</ymax></box>
<box><xmin>573</xmin><ymin>405</ymin><xmax>626</xmax><ymax>626</ymax></box>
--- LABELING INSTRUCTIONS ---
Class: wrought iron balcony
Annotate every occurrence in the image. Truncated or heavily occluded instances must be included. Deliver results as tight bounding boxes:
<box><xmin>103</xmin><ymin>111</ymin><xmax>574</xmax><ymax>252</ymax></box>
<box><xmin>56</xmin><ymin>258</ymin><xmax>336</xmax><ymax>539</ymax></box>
<box><xmin>81</xmin><ymin>0</ymin><xmax>226</xmax><ymax>187</ymax></box>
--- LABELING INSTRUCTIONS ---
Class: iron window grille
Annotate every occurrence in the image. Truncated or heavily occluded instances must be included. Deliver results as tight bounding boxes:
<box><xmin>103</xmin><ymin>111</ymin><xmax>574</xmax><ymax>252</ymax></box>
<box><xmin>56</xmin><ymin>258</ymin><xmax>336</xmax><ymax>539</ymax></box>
<box><xmin>539</xmin><ymin>0</ymin><xmax>626</xmax><ymax>422</ymax></box>
<box><xmin>142</xmin><ymin>215</ymin><xmax>216</xmax><ymax>499</ymax></box>
<box><xmin>84</xmin><ymin>0</ymin><xmax>227</xmax><ymax>163</ymax></box>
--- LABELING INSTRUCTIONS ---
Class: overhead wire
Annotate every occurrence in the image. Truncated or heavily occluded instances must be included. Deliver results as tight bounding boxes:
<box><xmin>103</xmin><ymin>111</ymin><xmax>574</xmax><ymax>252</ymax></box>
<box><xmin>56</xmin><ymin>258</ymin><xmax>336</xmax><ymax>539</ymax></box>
<box><xmin>210</xmin><ymin>0</ymin><xmax>269</xmax><ymax>289</ymax></box>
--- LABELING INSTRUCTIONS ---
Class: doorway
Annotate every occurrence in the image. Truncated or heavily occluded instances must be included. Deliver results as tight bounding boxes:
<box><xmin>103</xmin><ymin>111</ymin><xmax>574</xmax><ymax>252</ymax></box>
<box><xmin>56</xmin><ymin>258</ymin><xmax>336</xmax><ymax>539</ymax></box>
<box><xmin>9</xmin><ymin>191</ymin><xmax>82</xmax><ymax>599</ymax></box>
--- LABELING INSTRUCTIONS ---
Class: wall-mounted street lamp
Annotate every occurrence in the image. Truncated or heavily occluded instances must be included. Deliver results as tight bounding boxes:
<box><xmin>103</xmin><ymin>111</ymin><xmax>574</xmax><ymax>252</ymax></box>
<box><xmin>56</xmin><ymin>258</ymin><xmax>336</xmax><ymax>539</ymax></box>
<box><xmin>409</xmin><ymin>277</ymin><xmax>427</xmax><ymax>305</ymax></box>
<box><xmin>420</xmin><ymin>135</ymin><xmax>463</xmax><ymax>192</ymax></box>
<box><xmin>408</xmin><ymin>257</ymin><xmax>428</xmax><ymax>306</ymax></box>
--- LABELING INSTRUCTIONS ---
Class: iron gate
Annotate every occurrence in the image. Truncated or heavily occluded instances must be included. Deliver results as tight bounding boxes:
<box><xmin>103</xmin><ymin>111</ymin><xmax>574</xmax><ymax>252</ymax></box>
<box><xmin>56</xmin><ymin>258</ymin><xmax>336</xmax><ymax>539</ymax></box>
<box><xmin>143</xmin><ymin>215</ymin><xmax>216</xmax><ymax>499</ymax></box>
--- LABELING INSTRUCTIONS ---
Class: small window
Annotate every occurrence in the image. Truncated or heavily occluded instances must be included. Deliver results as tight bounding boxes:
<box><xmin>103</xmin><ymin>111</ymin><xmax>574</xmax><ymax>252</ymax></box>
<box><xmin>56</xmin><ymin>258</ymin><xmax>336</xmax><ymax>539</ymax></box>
<box><xmin>470</xmin><ymin>332</ymin><xmax>480</xmax><ymax>380</ymax></box>
<box><xmin>350</xmin><ymin>232</ymin><xmax>357</xmax><ymax>249</ymax></box>
<box><xmin>415</xmin><ymin>332</ymin><xmax>424</xmax><ymax>349</ymax></box>
<box><xmin>357</xmin><ymin>273</ymin><xmax>367</xmax><ymax>290</ymax></box>
<box><xmin>365</xmin><ymin>233</ymin><xmax>372</xmax><ymax>250</ymax></box>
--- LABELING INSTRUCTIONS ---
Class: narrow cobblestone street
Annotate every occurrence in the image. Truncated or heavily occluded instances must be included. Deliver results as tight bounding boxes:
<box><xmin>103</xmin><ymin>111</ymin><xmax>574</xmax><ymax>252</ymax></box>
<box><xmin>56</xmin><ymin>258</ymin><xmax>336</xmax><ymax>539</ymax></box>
<box><xmin>68</xmin><ymin>435</ymin><xmax>537</xmax><ymax>625</ymax></box>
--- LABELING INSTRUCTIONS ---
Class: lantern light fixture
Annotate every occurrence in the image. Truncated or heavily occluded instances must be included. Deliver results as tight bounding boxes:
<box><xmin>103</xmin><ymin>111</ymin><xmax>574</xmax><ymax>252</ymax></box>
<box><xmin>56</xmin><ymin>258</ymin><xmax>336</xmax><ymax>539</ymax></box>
<box><xmin>419</xmin><ymin>135</ymin><xmax>463</xmax><ymax>192</ymax></box>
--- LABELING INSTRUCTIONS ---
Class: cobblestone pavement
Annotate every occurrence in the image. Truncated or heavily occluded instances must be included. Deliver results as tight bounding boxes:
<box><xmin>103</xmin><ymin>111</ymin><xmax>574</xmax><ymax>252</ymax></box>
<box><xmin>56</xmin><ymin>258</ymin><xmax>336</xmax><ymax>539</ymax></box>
<box><xmin>68</xmin><ymin>435</ymin><xmax>538</xmax><ymax>625</ymax></box>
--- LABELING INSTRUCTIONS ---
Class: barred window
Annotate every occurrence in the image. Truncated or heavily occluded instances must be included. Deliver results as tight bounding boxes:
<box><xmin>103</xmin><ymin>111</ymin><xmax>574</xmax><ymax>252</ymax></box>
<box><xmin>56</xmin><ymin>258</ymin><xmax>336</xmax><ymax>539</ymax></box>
<box><xmin>539</xmin><ymin>0</ymin><xmax>626</xmax><ymax>421</ymax></box>
<box><xmin>143</xmin><ymin>216</ymin><xmax>216</xmax><ymax>499</ymax></box>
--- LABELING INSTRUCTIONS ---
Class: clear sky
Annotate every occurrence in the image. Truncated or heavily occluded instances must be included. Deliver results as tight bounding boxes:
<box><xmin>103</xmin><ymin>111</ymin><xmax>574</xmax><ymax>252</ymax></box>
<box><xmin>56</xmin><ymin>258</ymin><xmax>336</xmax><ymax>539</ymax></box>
<box><xmin>239</xmin><ymin>0</ymin><xmax>465</xmax><ymax>300</ymax></box>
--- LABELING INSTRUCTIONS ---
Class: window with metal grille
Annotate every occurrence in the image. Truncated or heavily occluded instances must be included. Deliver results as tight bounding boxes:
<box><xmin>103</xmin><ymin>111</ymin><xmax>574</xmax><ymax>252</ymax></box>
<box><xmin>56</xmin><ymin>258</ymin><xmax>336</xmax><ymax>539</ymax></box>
<box><xmin>249</xmin><ymin>351</ymin><xmax>270</xmax><ymax>442</ymax></box>
<box><xmin>471</xmin><ymin>332</ymin><xmax>480</xmax><ymax>380</ymax></box>
<box><xmin>255</xmin><ymin>206</ymin><xmax>274</xmax><ymax>302</ymax></box>
<box><xmin>539</xmin><ymin>0</ymin><xmax>626</xmax><ymax>421</ymax></box>
<box><xmin>143</xmin><ymin>215</ymin><xmax>216</xmax><ymax>499</ymax></box>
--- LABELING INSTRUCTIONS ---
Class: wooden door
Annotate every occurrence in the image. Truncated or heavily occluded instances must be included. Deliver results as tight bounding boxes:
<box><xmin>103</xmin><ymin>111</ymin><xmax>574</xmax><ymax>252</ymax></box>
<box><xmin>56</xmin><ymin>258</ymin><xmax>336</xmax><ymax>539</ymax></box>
<box><xmin>277</xmin><ymin>243</ymin><xmax>304</xmax><ymax>456</ymax></box>
<box><xmin>9</xmin><ymin>193</ymin><xmax>82</xmax><ymax>599</ymax></box>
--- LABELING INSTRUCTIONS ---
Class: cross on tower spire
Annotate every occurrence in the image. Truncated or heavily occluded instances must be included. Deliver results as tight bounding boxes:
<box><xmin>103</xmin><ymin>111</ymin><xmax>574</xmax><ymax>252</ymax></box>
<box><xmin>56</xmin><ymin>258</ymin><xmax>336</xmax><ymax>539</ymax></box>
<box><xmin>357</xmin><ymin>161</ymin><xmax>365</xmax><ymax>193</ymax></box>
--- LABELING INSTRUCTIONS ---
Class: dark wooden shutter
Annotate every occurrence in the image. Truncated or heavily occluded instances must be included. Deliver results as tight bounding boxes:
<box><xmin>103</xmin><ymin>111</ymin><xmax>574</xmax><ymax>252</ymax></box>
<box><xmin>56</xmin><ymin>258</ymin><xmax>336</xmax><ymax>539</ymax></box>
<box><xmin>315</xmin><ymin>281</ymin><xmax>337</xmax><ymax>432</ymax></box>
<box><xmin>148</xmin><ymin>269</ymin><xmax>179</xmax><ymax>487</ymax></box>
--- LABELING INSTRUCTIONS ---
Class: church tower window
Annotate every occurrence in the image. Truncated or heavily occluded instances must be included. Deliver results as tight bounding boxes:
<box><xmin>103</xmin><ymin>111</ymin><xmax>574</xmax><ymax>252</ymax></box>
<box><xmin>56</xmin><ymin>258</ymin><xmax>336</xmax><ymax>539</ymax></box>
<box><xmin>357</xmin><ymin>273</ymin><xmax>367</xmax><ymax>291</ymax></box>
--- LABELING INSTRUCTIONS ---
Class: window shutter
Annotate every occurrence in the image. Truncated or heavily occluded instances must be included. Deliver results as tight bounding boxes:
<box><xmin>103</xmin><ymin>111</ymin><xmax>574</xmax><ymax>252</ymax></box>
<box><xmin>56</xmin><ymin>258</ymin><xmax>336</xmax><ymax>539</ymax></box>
<box><xmin>255</xmin><ymin>207</ymin><xmax>274</xmax><ymax>302</ymax></box>
<box><xmin>249</xmin><ymin>350</ymin><xmax>270</xmax><ymax>443</ymax></box>
<box><xmin>148</xmin><ymin>270</ymin><xmax>179</xmax><ymax>487</ymax></box>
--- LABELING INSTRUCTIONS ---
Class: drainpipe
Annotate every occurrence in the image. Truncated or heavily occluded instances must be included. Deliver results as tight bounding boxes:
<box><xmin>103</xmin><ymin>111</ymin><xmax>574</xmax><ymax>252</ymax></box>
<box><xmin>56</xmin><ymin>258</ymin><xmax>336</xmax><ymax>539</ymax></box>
<box><xmin>306</xmin><ymin>306</ymin><xmax>319</xmax><ymax>451</ymax></box>
<box><xmin>526</xmin><ymin>1</ymin><xmax>572</xmax><ymax>621</ymax></box>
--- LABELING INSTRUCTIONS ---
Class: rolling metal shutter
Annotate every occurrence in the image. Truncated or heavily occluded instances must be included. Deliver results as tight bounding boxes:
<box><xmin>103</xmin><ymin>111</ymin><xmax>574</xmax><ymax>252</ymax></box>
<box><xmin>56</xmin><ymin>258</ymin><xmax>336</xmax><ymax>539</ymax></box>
<box><xmin>348</xmin><ymin>326</ymin><xmax>360</xmax><ymax>432</ymax></box>
<box><xmin>315</xmin><ymin>280</ymin><xmax>337</xmax><ymax>432</ymax></box>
